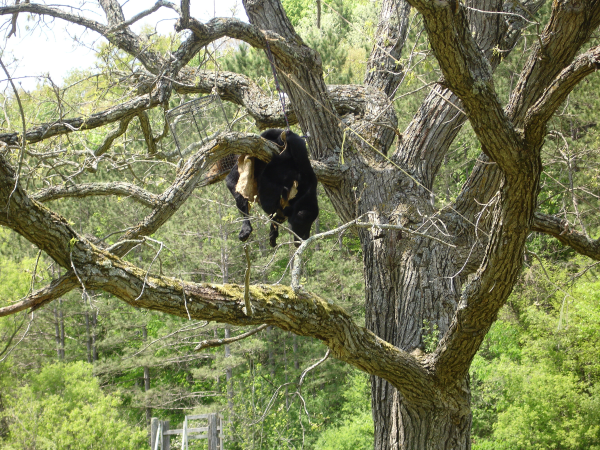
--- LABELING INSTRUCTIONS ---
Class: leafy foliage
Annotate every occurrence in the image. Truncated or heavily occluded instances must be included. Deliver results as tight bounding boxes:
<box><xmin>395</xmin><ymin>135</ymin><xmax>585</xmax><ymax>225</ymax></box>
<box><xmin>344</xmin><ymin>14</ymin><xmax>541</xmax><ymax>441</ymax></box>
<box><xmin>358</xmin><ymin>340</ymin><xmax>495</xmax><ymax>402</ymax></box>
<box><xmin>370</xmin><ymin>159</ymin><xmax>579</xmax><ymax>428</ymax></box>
<box><xmin>0</xmin><ymin>361</ymin><xmax>147</xmax><ymax>450</ymax></box>
<box><xmin>314</xmin><ymin>371</ymin><xmax>374</xmax><ymax>450</ymax></box>
<box><xmin>471</xmin><ymin>265</ymin><xmax>600</xmax><ymax>450</ymax></box>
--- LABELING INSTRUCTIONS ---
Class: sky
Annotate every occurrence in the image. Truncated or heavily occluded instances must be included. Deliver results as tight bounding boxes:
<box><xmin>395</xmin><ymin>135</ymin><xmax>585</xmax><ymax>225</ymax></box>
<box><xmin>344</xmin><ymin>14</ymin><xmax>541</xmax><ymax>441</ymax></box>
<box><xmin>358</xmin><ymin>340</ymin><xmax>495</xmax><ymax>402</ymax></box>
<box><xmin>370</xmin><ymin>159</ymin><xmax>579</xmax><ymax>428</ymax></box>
<box><xmin>1</xmin><ymin>0</ymin><xmax>248</xmax><ymax>91</ymax></box>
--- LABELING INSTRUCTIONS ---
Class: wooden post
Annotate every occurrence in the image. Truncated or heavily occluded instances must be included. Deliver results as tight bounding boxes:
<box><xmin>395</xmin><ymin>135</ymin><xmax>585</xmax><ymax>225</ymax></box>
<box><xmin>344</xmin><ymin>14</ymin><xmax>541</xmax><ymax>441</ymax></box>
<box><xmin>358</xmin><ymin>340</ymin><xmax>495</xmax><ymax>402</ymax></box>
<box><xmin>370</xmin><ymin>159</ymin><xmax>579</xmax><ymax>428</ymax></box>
<box><xmin>182</xmin><ymin>416</ymin><xmax>188</xmax><ymax>450</ymax></box>
<box><xmin>219</xmin><ymin>415</ymin><xmax>224</xmax><ymax>450</ymax></box>
<box><xmin>207</xmin><ymin>414</ymin><xmax>218</xmax><ymax>450</ymax></box>
<box><xmin>162</xmin><ymin>420</ymin><xmax>170</xmax><ymax>450</ymax></box>
<box><xmin>150</xmin><ymin>417</ymin><xmax>159</xmax><ymax>449</ymax></box>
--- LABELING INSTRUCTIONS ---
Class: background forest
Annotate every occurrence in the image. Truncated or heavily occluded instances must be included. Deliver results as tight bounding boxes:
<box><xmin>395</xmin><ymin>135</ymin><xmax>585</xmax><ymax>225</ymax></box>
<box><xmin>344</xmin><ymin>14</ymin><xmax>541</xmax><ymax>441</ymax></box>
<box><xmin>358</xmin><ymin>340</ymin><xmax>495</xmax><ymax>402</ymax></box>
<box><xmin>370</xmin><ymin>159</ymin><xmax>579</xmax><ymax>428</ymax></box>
<box><xmin>1</xmin><ymin>0</ymin><xmax>600</xmax><ymax>449</ymax></box>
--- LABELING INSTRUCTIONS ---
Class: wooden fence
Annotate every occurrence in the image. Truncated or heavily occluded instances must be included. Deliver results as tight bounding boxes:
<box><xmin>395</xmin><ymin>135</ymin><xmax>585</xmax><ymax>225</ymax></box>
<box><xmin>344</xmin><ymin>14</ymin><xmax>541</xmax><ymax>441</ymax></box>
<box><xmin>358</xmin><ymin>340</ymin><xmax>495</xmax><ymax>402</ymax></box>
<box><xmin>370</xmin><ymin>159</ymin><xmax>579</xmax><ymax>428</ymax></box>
<box><xmin>150</xmin><ymin>414</ymin><xmax>224</xmax><ymax>450</ymax></box>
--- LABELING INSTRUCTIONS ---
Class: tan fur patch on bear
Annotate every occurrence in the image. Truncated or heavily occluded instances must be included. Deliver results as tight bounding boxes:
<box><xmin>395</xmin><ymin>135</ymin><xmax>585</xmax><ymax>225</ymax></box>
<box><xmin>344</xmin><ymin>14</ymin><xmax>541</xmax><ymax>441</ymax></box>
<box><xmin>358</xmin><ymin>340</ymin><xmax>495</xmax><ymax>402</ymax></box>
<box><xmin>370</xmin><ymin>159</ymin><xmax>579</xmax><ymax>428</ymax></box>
<box><xmin>280</xmin><ymin>180</ymin><xmax>299</xmax><ymax>209</ymax></box>
<box><xmin>235</xmin><ymin>155</ymin><xmax>259</xmax><ymax>202</ymax></box>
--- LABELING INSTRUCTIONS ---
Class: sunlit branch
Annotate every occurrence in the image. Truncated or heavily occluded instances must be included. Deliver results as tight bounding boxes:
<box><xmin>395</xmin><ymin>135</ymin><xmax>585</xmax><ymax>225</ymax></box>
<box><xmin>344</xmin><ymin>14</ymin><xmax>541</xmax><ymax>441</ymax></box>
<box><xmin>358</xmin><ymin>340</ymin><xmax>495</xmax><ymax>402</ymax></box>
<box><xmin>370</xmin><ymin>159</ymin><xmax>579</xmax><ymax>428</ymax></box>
<box><xmin>137</xmin><ymin>111</ymin><xmax>158</xmax><ymax>154</ymax></box>
<box><xmin>0</xmin><ymin>95</ymin><xmax>156</xmax><ymax>146</ymax></box>
<box><xmin>94</xmin><ymin>116</ymin><xmax>135</xmax><ymax>157</ymax></box>
<box><xmin>0</xmin><ymin>3</ymin><xmax>107</xmax><ymax>35</ymax></box>
<box><xmin>32</xmin><ymin>182</ymin><xmax>160</xmax><ymax>208</ymax></box>
<box><xmin>175</xmin><ymin>17</ymin><xmax>309</xmax><ymax>66</ymax></box>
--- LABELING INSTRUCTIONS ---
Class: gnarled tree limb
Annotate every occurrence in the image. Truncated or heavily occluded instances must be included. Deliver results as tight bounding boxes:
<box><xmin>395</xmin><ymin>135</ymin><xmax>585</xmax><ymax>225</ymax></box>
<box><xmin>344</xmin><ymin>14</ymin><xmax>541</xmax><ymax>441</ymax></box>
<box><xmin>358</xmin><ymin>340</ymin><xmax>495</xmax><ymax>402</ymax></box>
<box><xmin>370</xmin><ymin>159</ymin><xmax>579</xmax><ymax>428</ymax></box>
<box><xmin>532</xmin><ymin>212</ymin><xmax>600</xmax><ymax>261</ymax></box>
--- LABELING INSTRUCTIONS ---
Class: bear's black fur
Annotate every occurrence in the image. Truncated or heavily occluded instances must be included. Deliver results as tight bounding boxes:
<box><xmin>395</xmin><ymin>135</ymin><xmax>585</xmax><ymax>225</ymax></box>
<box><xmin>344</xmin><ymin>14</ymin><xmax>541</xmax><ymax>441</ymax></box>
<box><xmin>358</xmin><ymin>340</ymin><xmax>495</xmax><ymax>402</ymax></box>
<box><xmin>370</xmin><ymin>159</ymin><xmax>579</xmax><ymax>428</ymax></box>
<box><xmin>225</xmin><ymin>129</ymin><xmax>319</xmax><ymax>247</ymax></box>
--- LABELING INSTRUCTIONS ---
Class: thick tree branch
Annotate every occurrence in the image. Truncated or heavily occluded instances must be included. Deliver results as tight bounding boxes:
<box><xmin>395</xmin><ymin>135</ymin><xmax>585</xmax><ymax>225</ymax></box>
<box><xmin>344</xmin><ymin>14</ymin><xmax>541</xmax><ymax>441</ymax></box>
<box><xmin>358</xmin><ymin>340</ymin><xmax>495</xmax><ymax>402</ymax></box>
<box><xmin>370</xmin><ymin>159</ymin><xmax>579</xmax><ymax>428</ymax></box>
<box><xmin>364</xmin><ymin>0</ymin><xmax>411</xmax><ymax>99</ymax></box>
<box><xmin>0</xmin><ymin>95</ymin><xmax>156</xmax><ymax>146</ymax></box>
<box><xmin>176</xmin><ymin>17</ymin><xmax>312</xmax><ymax>67</ymax></box>
<box><xmin>525</xmin><ymin>45</ymin><xmax>600</xmax><ymax>144</ymax></box>
<box><xmin>532</xmin><ymin>212</ymin><xmax>600</xmax><ymax>260</ymax></box>
<box><xmin>444</xmin><ymin>2</ymin><xmax>599</xmax><ymax>270</ymax></box>
<box><xmin>32</xmin><ymin>182</ymin><xmax>160</xmax><ymax>208</ymax></box>
<box><xmin>99</xmin><ymin>0</ymin><xmax>126</xmax><ymax>25</ymax></box>
<box><xmin>180</xmin><ymin>0</ymin><xmax>190</xmax><ymax>27</ymax></box>
<box><xmin>242</xmin><ymin>0</ymin><xmax>343</xmax><ymax>161</ymax></box>
<box><xmin>406</xmin><ymin>0</ymin><xmax>523</xmax><ymax>174</ymax></box>
<box><xmin>433</xmin><ymin>170</ymin><xmax>539</xmax><ymax>383</ymax></box>
<box><xmin>397</xmin><ymin>0</ymin><xmax>546</xmax><ymax>186</ymax></box>
<box><xmin>0</xmin><ymin>274</ymin><xmax>77</xmax><ymax>317</ymax></box>
<box><xmin>425</xmin><ymin>1</ymin><xmax>600</xmax><ymax>383</ymax></box>
<box><xmin>506</xmin><ymin>0</ymin><xmax>600</xmax><ymax>127</ymax></box>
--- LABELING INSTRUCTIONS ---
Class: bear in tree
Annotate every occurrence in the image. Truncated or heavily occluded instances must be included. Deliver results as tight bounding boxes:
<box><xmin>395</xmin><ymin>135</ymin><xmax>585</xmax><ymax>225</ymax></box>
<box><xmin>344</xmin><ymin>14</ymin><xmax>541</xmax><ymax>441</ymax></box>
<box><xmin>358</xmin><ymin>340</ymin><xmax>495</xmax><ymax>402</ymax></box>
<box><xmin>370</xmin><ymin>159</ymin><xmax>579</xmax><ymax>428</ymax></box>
<box><xmin>225</xmin><ymin>129</ymin><xmax>319</xmax><ymax>247</ymax></box>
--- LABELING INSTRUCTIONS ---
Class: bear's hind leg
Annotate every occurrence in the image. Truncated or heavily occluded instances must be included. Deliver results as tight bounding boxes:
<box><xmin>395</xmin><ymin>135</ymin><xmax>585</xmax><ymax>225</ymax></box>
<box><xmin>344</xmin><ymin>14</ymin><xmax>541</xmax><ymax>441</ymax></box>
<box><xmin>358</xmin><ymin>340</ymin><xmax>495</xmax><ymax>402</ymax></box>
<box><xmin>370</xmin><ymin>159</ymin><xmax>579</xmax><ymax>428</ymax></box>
<box><xmin>226</xmin><ymin>165</ymin><xmax>254</xmax><ymax>241</ymax></box>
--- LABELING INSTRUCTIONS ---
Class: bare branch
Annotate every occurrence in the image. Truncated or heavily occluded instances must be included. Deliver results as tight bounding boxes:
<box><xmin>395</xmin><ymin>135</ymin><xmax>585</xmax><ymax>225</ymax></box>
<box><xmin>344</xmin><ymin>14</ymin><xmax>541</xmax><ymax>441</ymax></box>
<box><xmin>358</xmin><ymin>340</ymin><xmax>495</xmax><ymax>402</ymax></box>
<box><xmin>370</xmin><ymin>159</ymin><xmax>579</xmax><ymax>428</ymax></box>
<box><xmin>99</xmin><ymin>0</ymin><xmax>126</xmax><ymax>26</ymax></box>
<box><xmin>180</xmin><ymin>0</ymin><xmax>190</xmax><ymax>27</ymax></box>
<box><xmin>176</xmin><ymin>17</ymin><xmax>313</xmax><ymax>67</ymax></box>
<box><xmin>364</xmin><ymin>0</ymin><xmax>411</xmax><ymax>98</ymax></box>
<box><xmin>94</xmin><ymin>116</ymin><xmax>135</xmax><ymax>157</ymax></box>
<box><xmin>32</xmin><ymin>182</ymin><xmax>160</xmax><ymax>208</ymax></box>
<box><xmin>137</xmin><ymin>111</ymin><xmax>158</xmax><ymax>154</ymax></box>
<box><xmin>405</xmin><ymin>0</ymin><xmax>523</xmax><ymax>174</ymax></box>
<box><xmin>532</xmin><ymin>212</ymin><xmax>600</xmax><ymax>261</ymax></box>
<box><xmin>506</xmin><ymin>0</ymin><xmax>600</xmax><ymax>127</ymax></box>
<box><xmin>194</xmin><ymin>324</ymin><xmax>268</xmax><ymax>351</ymax></box>
<box><xmin>107</xmin><ymin>1</ymin><xmax>180</xmax><ymax>33</ymax></box>
<box><xmin>0</xmin><ymin>2</ymin><xmax>165</xmax><ymax>73</ymax></box>
<box><xmin>7</xmin><ymin>0</ymin><xmax>19</xmax><ymax>38</ymax></box>
<box><xmin>0</xmin><ymin>3</ymin><xmax>107</xmax><ymax>35</ymax></box>
<box><xmin>0</xmin><ymin>94</ymin><xmax>156</xmax><ymax>146</ymax></box>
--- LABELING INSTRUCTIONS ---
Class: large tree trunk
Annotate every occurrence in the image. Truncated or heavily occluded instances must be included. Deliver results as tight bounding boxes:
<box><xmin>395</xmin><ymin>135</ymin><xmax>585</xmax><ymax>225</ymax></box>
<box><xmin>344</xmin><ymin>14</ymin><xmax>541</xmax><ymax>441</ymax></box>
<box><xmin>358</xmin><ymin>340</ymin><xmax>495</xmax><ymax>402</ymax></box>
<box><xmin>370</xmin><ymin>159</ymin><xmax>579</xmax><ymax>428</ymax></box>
<box><xmin>366</xmin><ymin>241</ymin><xmax>469</xmax><ymax>449</ymax></box>
<box><xmin>351</xmin><ymin>171</ymin><xmax>470</xmax><ymax>448</ymax></box>
<box><xmin>371</xmin><ymin>379</ymin><xmax>471</xmax><ymax>449</ymax></box>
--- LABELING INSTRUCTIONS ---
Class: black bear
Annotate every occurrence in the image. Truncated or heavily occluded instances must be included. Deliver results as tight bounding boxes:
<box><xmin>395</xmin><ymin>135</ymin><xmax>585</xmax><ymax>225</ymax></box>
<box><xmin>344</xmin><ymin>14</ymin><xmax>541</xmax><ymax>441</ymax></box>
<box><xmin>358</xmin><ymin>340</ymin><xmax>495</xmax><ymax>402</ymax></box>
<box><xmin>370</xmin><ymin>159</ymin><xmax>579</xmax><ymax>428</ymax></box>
<box><xmin>225</xmin><ymin>129</ymin><xmax>319</xmax><ymax>247</ymax></box>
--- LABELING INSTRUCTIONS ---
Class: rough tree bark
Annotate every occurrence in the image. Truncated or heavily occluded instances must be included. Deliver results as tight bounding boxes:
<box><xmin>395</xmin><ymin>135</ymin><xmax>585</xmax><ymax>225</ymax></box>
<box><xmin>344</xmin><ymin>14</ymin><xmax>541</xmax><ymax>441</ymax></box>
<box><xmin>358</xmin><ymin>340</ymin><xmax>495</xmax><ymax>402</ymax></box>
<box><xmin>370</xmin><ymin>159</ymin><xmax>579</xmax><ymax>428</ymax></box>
<box><xmin>1</xmin><ymin>0</ymin><xmax>600</xmax><ymax>449</ymax></box>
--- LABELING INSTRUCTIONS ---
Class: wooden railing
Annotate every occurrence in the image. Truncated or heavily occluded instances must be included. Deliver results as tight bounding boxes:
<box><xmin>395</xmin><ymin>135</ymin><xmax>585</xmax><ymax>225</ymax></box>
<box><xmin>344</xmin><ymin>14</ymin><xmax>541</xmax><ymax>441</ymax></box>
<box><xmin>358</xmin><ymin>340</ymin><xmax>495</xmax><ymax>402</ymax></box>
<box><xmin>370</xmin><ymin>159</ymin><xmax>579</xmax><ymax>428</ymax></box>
<box><xmin>150</xmin><ymin>413</ymin><xmax>224</xmax><ymax>450</ymax></box>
